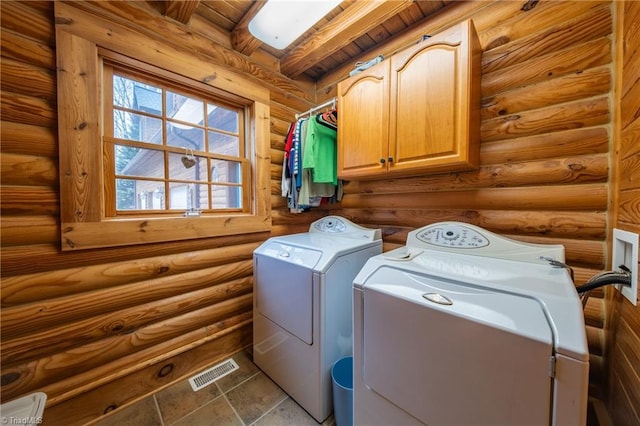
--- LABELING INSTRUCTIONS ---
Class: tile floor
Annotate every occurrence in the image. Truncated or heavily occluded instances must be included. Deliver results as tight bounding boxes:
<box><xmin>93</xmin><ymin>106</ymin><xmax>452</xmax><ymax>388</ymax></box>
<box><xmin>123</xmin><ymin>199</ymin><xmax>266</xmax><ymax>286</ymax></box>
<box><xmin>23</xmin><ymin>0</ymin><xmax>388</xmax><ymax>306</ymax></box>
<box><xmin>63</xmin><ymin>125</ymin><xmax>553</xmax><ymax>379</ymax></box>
<box><xmin>91</xmin><ymin>350</ymin><xmax>335</xmax><ymax>426</ymax></box>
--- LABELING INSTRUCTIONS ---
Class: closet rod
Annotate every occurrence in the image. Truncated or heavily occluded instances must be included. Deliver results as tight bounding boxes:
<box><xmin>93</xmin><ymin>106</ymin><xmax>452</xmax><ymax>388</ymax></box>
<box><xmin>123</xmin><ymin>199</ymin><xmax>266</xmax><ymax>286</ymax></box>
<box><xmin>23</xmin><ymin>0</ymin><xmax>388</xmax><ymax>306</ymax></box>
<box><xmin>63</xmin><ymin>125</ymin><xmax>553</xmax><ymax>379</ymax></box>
<box><xmin>295</xmin><ymin>97</ymin><xmax>336</xmax><ymax>119</ymax></box>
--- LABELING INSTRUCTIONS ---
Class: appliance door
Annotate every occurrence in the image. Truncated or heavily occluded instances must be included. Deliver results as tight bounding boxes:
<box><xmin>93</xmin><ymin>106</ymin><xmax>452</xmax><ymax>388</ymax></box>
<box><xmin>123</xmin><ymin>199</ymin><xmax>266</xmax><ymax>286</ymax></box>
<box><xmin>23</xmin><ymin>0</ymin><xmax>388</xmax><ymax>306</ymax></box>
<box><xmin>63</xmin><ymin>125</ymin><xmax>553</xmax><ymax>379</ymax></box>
<box><xmin>362</xmin><ymin>273</ymin><xmax>554</xmax><ymax>426</ymax></box>
<box><xmin>255</xmin><ymin>254</ymin><xmax>313</xmax><ymax>344</ymax></box>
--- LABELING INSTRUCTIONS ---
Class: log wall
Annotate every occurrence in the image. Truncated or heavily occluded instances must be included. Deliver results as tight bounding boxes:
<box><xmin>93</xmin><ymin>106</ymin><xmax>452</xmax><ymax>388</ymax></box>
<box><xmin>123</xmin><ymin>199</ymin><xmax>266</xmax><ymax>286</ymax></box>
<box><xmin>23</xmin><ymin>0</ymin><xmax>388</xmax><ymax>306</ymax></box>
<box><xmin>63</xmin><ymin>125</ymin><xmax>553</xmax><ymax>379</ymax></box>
<box><xmin>0</xmin><ymin>1</ymin><xmax>314</xmax><ymax>424</ymax></box>
<box><xmin>1</xmin><ymin>0</ymin><xmax>636</xmax><ymax>424</ymax></box>
<box><xmin>605</xmin><ymin>1</ymin><xmax>640</xmax><ymax>425</ymax></box>
<box><xmin>318</xmin><ymin>0</ymin><xmax>615</xmax><ymax>400</ymax></box>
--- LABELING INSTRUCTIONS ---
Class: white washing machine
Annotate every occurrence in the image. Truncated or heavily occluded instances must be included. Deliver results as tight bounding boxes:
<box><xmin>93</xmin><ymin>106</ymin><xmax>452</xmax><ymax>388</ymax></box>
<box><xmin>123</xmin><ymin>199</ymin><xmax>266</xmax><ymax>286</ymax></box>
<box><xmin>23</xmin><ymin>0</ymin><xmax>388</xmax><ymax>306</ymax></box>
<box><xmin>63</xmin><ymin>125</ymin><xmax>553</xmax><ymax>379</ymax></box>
<box><xmin>253</xmin><ymin>216</ymin><xmax>382</xmax><ymax>422</ymax></box>
<box><xmin>353</xmin><ymin>222</ymin><xmax>589</xmax><ymax>426</ymax></box>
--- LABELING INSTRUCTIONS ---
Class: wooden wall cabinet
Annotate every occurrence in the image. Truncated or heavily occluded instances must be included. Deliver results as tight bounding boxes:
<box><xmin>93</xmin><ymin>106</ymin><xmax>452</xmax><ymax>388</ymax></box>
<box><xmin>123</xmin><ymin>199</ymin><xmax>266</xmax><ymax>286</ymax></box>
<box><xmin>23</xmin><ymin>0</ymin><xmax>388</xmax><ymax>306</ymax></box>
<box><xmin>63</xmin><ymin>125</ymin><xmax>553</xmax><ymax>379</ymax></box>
<box><xmin>337</xmin><ymin>19</ymin><xmax>481</xmax><ymax>180</ymax></box>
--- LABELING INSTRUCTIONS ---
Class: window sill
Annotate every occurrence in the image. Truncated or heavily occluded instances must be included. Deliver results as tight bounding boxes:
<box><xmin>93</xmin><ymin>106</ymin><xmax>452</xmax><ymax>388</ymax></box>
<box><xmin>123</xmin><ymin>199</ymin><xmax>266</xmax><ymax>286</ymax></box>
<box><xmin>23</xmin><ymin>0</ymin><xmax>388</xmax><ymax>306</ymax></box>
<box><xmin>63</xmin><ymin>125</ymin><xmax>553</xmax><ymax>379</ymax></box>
<box><xmin>61</xmin><ymin>214</ymin><xmax>271</xmax><ymax>251</ymax></box>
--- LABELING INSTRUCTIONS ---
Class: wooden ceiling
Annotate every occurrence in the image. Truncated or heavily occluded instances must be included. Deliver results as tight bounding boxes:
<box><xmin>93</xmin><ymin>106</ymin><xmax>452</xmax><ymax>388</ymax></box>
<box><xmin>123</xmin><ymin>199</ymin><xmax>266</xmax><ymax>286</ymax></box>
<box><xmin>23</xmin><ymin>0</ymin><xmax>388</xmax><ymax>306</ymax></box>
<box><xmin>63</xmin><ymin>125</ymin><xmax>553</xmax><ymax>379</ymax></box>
<box><xmin>153</xmin><ymin>0</ymin><xmax>452</xmax><ymax>81</ymax></box>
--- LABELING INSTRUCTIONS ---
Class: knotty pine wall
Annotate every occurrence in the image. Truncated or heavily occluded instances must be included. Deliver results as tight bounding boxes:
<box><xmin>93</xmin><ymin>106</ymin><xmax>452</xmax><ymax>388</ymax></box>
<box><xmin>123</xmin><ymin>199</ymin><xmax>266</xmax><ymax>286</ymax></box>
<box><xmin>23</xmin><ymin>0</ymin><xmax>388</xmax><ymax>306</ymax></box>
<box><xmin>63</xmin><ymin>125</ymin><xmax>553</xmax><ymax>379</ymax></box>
<box><xmin>317</xmin><ymin>0</ymin><xmax>628</xmax><ymax>412</ymax></box>
<box><xmin>0</xmin><ymin>1</ymin><xmax>318</xmax><ymax>424</ymax></box>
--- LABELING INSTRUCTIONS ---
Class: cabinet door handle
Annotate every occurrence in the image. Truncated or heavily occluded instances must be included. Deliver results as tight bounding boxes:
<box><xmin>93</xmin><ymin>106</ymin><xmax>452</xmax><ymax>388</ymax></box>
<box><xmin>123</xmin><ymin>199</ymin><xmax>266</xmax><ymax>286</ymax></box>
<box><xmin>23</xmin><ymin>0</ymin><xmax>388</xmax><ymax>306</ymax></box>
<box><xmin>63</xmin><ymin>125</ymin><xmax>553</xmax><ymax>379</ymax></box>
<box><xmin>380</xmin><ymin>158</ymin><xmax>386</xmax><ymax>164</ymax></box>
<box><xmin>388</xmin><ymin>157</ymin><xmax>394</xmax><ymax>163</ymax></box>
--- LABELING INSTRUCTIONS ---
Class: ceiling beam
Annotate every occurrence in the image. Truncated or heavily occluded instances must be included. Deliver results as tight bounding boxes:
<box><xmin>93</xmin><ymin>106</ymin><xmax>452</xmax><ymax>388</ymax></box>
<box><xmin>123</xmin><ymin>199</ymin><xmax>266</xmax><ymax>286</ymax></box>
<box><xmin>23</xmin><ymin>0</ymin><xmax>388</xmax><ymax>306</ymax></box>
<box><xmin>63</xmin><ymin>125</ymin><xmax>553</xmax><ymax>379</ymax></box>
<box><xmin>280</xmin><ymin>0</ymin><xmax>414</xmax><ymax>78</ymax></box>
<box><xmin>231</xmin><ymin>1</ymin><xmax>267</xmax><ymax>56</ymax></box>
<box><xmin>164</xmin><ymin>0</ymin><xmax>200</xmax><ymax>25</ymax></box>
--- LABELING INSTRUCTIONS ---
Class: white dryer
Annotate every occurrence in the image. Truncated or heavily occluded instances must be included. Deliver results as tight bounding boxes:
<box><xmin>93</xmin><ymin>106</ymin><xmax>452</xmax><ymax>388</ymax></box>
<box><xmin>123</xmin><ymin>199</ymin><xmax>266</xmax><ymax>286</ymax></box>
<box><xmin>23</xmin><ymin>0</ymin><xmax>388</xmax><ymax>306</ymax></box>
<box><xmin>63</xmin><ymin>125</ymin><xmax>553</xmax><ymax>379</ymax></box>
<box><xmin>253</xmin><ymin>216</ymin><xmax>382</xmax><ymax>422</ymax></box>
<box><xmin>353</xmin><ymin>222</ymin><xmax>589</xmax><ymax>426</ymax></box>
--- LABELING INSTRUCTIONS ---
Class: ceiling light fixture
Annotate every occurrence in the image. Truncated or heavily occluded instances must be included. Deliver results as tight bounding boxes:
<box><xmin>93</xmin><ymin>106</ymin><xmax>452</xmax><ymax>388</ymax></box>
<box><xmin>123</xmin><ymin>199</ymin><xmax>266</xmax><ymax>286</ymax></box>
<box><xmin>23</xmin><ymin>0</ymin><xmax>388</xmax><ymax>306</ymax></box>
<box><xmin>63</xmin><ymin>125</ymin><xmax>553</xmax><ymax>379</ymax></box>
<box><xmin>248</xmin><ymin>0</ymin><xmax>342</xmax><ymax>50</ymax></box>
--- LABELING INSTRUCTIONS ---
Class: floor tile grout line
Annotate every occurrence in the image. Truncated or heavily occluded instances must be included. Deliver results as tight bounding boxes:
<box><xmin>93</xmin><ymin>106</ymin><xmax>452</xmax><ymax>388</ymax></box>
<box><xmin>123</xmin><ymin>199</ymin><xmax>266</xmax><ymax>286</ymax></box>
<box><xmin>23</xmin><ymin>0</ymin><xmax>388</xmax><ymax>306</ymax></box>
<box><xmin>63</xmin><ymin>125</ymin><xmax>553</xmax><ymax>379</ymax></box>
<box><xmin>222</xmin><ymin>391</ymin><xmax>248</xmax><ymax>425</ymax></box>
<box><xmin>246</xmin><ymin>394</ymin><xmax>291</xmax><ymax>426</ymax></box>
<box><xmin>151</xmin><ymin>394</ymin><xmax>167</xmax><ymax>426</ymax></box>
<box><xmin>219</xmin><ymin>369</ymin><xmax>263</xmax><ymax>396</ymax></box>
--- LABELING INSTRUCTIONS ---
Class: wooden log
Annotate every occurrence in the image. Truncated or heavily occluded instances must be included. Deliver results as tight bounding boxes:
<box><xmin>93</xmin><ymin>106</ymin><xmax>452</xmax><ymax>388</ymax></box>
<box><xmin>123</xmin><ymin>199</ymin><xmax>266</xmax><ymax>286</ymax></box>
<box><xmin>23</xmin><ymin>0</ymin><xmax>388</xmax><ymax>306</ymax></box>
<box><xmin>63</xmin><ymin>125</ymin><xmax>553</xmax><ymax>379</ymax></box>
<box><xmin>0</xmin><ymin>57</ymin><xmax>56</xmax><ymax>101</ymax></box>
<box><xmin>40</xmin><ymin>323</ymin><xmax>251</xmax><ymax>424</ymax></box>
<box><xmin>1</xmin><ymin>242</ymin><xmax>258</xmax><ymax>305</ymax></box>
<box><xmin>481</xmin><ymin>2</ymin><xmax>611</xmax><ymax>73</ymax></box>
<box><xmin>0</xmin><ymin>233</ymin><xmax>267</xmax><ymax>277</ymax></box>
<box><xmin>480</xmin><ymin>126</ymin><xmax>609</xmax><ymax>164</ymax></box>
<box><xmin>0</xmin><ymin>0</ymin><xmax>54</xmax><ymax>44</ymax></box>
<box><xmin>5</xmin><ymin>312</ymin><xmax>252</xmax><ymax>406</ymax></box>
<box><xmin>344</xmin><ymin>154</ymin><xmax>608</xmax><ymax>194</ymax></box>
<box><xmin>340</xmin><ymin>184</ymin><xmax>608</xmax><ymax>211</ymax></box>
<box><xmin>0</xmin><ymin>28</ymin><xmax>56</xmax><ymax>70</ymax></box>
<box><xmin>1</xmin><ymin>260</ymin><xmax>253</xmax><ymax>338</ymax></box>
<box><xmin>0</xmin><ymin>185</ymin><xmax>59</xmax><ymax>216</ymax></box>
<box><xmin>481</xmin><ymin>37</ymin><xmax>611</xmax><ymax>98</ymax></box>
<box><xmin>0</xmin><ymin>121</ymin><xmax>57</xmax><ymax>157</ymax></box>
<box><xmin>337</xmin><ymin>209</ymin><xmax>606</xmax><ymax>240</ymax></box>
<box><xmin>481</xmin><ymin>66</ymin><xmax>611</xmax><ymax>120</ymax></box>
<box><xmin>1</xmin><ymin>294</ymin><xmax>252</xmax><ymax>398</ymax></box>
<box><xmin>0</xmin><ymin>215</ymin><xmax>58</xmax><ymax>247</ymax></box>
<box><xmin>481</xmin><ymin>96</ymin><xmax>610</xmax><ymax>142</ymax></box>
<box><xmin>0</xmin><ymin>152</ymin><xmax>58</xmax><ymax>187</ymax></box>
<box><xmin>0</xmin><ymin>90</ymin><xmax>56</xmax><ymax>128</ymax></box>
<box><xmin>1</xmin><ymin>277</ymin><xmax>252</xmax><ymax>364</ymax></box>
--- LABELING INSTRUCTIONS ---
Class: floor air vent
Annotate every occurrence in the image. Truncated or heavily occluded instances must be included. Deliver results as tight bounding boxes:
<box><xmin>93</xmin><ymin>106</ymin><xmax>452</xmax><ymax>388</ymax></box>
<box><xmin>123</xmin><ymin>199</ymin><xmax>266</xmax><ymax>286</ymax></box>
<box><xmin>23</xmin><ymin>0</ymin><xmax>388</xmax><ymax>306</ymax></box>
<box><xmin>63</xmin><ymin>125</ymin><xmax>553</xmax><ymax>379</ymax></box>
<box><xmin>188</xmin><ymin>358</ymin><xmax>239</xmax><ymax>391</ymax></box>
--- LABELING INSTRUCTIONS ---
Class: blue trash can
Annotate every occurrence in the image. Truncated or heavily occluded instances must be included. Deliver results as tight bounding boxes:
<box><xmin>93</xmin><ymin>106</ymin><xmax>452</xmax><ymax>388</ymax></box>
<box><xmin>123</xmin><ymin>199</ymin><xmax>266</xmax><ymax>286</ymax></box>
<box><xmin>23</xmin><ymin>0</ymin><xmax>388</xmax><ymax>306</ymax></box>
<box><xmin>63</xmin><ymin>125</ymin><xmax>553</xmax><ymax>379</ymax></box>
<box><xmin>331</xmin><ymin>356</ymin><xmax>353</xmax><ymax>426</ymax></box>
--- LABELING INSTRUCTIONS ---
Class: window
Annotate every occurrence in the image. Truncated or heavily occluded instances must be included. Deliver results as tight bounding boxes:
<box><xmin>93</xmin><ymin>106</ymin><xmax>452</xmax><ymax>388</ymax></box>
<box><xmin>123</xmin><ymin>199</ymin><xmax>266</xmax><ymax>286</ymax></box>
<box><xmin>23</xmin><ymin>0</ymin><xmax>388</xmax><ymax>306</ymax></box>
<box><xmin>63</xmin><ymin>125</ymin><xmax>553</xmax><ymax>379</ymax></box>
<box><xmin>103</xmin><ymin>64</ymin><xmax>248</xmax><ymax>216</ymax></box>
<box><xmin>55</xmin><ymin>20</ymin><xmax>271</xmax><ymax>251</ymax></box>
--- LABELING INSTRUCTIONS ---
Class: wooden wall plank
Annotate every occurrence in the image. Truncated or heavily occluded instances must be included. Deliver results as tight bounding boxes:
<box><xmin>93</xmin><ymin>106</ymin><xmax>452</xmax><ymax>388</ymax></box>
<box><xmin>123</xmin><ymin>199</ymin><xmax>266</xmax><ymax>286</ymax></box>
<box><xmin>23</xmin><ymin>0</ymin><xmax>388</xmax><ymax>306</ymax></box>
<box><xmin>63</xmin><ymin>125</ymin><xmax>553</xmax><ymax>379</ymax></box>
<box><xmin>0</xmin><ymin>0</ymin><xmax>54</xmax><ymax>44</ymax></box>
<box><xmin>1</xmin><ymin>294</ymin><xmax>253</xmax><ymax>400</ymax></box>
<box><xmin>0</xmin><ymin>58</ymin><xmax>57</xmax><ymax>101</ymax></box>
<box><xmin>480</xmin><ymin>127</ymin><xmax>609</xmax><ymax>164</ymax></box>
<box><xmin>0</xmin><ymin>153</ymin><xmax>58</xmax><ymax>187</ymax></box>
<box><xmin>481</xmin><ymin>37</ymin><xmax>611</xmax><ymax>97</ymax></box>
<box><xmin>1</xmin><ymin>242</ymin><xmax>257</xmax><ymax>306</ymax></box>
<box><xmin>340</xmin><ymin>184</ymin><xmax>608</xmax><ymax>211</ymax></box>
<box><xmin>1</xmin><ymin>277</ymin><xmax>252</xmax><ymax>364</ymax></box>
<box><xmin>40</xmin><ymin>324</ymin><xmax>251</xmax><ymax>425</ymax></box>
<box><xmin>0</xmin><ymin>28</ymin><xmax>56</xmax><ymax>70</ymax></box>
<box><xmin>0</xmin><ymin>120</ymin><xmax>57</xmax><ymax>157</ymax></box>
<box><xmin>1</xmin><ymin>260</ymin><xmax>253</xmax><ymax>338</ymax></box>
<box><xmin>0</xmin><ymin>215</ymin><xmax>58</xmax><ymax>247</ymax></box>
<box><xmin>0</xmin><ymin>90</ymin><xmax>56</xmax><ymax>128</ymax></box>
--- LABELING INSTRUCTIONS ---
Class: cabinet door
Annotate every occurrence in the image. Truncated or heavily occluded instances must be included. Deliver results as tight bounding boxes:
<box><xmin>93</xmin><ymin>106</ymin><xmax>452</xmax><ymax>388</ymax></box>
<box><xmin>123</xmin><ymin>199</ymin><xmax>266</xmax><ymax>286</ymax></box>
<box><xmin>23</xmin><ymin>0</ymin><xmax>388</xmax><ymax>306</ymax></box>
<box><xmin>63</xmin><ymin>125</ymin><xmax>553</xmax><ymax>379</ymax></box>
<box><xmin>389</xmin><ymin>21</ymin><xmax>479</xmax><ymax>175</ymax></box>
<box><xmin>337</xmin><ymin>61</ymin><xmax>390</xmax><ymax>180</ymax></box>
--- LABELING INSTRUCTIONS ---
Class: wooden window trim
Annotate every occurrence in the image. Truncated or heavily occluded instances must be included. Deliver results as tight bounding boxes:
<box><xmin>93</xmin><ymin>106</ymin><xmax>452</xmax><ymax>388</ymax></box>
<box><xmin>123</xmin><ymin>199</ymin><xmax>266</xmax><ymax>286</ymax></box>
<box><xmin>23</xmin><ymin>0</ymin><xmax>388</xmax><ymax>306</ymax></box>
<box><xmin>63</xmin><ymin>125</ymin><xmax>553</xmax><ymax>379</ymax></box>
<box><xmin>55</xmin><ymin>20</ymin><xmax>270</xmax><ymax>251</ymax></box>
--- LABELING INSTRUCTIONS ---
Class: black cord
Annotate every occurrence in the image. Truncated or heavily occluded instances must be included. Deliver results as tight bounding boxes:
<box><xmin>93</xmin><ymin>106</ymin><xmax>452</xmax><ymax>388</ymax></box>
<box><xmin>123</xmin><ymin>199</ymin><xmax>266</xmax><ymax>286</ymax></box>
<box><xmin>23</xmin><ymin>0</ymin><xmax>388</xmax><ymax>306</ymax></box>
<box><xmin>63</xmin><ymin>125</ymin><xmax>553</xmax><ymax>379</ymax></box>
<box><xmin>575</xmin><ymin>265</ymin><xmax>632</xmax><ymax>294</ymax></box>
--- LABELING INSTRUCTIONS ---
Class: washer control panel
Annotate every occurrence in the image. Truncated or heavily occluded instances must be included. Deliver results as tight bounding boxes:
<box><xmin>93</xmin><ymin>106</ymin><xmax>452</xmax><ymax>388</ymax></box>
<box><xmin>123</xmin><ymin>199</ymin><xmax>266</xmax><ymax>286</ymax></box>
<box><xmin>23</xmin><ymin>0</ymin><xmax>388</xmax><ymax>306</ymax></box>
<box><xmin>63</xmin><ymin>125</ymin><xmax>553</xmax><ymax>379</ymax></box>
<box><xmin>313</xmin><ymin>217</ymin><xmax>347</xmax><ymax>233</ymax></box>
<box><xmin>416</xmin><ymin>224</ymin><xmax>489</xmax><ymax>248</ymax></box>
<box><xmin>310</xmin><ymin>216</ymin><xmax>382</xmax><ymax>241</ymax></box>
<box><xmin>405</xmin><ymin>221</ymin><xmax>566</xmax><ymax>264</ymax></box>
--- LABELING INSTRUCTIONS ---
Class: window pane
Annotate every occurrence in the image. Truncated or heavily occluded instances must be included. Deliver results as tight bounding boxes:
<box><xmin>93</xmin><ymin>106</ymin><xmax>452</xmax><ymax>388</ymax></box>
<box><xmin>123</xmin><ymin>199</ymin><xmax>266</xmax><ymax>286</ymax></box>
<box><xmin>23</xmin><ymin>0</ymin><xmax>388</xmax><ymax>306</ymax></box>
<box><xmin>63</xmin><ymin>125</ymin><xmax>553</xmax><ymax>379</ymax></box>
<box><xmin>116</xmin><ymin>179</ymin><xmax>165</xmax><ymax>210</ymax></box>
<box><xmin>208</xmin><ymin>103</ymin><xmax>239</xmax><ymax>133</ymax></box>
<box><xmin>169</xmin><ymin>182</ymin><xmax>208</xmax><ymax>210</ymax></box>
<box><xmin>167</xmin><ymin>122</ymin><xmax>205</xmax><ymax>151</ymax></box>
<box><xmin>113</xmin><ymin>75</ymin><xmax>162</xmax><ymax>114</ymax></box>
<box><xmin>212</xmin><ymin>185</ymin><xmax>242</xmax><ymax>209</ymax></box>
<box><xmin>168</xmin><ymin>152</ymin><xmax>207</xmax><ymax>181</ymax></box>
<box><xmin>167</xmin><ymin>92</ymin><xmax>203</xmax><ymax>125</ymax></box>
<box><xmin>208</xmin><ymin>131</ymin><xmax>239</xmax><ymax>157</ymax></box>
<box><xmin>210</xmin><ymin>159</ymin><xmax>242</xmax><ymax>183</ymax></box>
<box><xmin>115</xmin><ymin>145</ymin><xmax>164</xmax><ymax>178</ymax></box>
<box><xmin>114</xmin><ymin>110</ymin><xmax>162</xmax><ymax>144</ymax></box>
